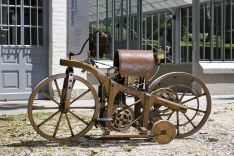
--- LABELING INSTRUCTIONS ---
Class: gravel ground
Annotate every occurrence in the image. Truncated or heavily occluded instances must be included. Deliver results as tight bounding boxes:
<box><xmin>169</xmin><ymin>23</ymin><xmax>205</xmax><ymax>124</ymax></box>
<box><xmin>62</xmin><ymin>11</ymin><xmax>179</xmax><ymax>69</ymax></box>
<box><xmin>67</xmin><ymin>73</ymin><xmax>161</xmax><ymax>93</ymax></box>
<box><xmin>0</xmin><ymin>101</ymin><xmax>233</xmax><ymax>156</ymax></box>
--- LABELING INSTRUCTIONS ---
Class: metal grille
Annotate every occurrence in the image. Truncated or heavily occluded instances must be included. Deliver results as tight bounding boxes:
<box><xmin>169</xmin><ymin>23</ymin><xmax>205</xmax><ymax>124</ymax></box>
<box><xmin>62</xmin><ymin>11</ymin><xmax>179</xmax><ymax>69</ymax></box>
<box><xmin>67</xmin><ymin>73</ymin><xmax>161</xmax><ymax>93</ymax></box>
<box><xmin>0</xmin><ymin>0</ymin><xmax>44</xmax><ymax>46</ymax></box>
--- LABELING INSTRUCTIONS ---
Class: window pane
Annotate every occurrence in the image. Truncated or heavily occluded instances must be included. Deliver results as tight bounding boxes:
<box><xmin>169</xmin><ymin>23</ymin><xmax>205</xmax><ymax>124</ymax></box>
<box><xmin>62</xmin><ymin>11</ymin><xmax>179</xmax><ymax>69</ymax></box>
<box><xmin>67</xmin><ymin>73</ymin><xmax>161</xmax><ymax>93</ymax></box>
<box><xmin>2</xmin><ymin>0</ymin><xmax>8</xmax><ymax>4</ymax></box>
<box><xmin>31</xmin><ymin>28</ymin><xmax>37</xmax><ymax>45</ymax></box>
<box><xmin>38</xmin><ymin>9</ymin><xmax>43</xmax><ymax>26</ymax></box>
<box><xmin>213</xmin><ymin>2</ymin><xmax>222</xmax><ymax>60</ymax></box>
<box><xmin>17</xmin><ymin>7</ymin><xmax>21</xmax><ymax>25</ymax></box>
<box><xmin>38</xmin><ymin>0</ymin><xmax>43</xmax><ymax>7</ymax></box>
<box><xmin>2</xmin><ymin>7</ymin><xmax>8</xmax><ymax>25</ymax></box>
<box><xmin>17</xmin><ymin>27</ymin><xmax>21</xmax><ymax>45</ymax></box>
<box><xmin>24</xmin><ymin>0</ymin><xmax>30</xmax><ymax>6</ymax></box>
<box><xmin>9</xmin><ymin>27</ymin><xmax>17</xmax><ymax>45</ymax></box>
<box><xmin>31</xmin><ymin>0</ymin><xmax>37</xmax><ymax>6</ymax></box>
<box><xmin>17</xmin><ymin>0</ymin><xmax>21</xmax><ymax>5</ymax></box>
<box><xmin>225</xmin><ymin>1</ymin><xmax>232</xmax><ymax>60</ymax></box>
<box><xmin>39</xmin><ymin>28</ymin><xmax>43</xmax><ymax>45</ymax></box>
<box><xmin>24</xmin><ymin>27</ymin><xmax>30</xmax><ymax>45</ymax></box>
<box><xmin>9</xmin><ymin>7</ymin><xmax>16</xmax><ymax>25</ymax></box>
<box><xmin>153</xmin><ymin>14</ymin><xmax>158</xmax><ymax>49</ymax></box>
<box><xmin>0</xmin><ymin>29</ymin><xmax>8</xmax><ymax>45</ymax></box>
<box><xmin>31</xmin><ymin>8</ymin><xmax>37</xmax><ymax>25</ymax></box>
<box><xmin>181</xmin><ymin>8</ymin><xmax>188</xmax><ymax>62</ymax></box>
<box><xmin>24</xmin><ymin>8</ymin><xmax>30</xmax><ymax>25</ymax></box>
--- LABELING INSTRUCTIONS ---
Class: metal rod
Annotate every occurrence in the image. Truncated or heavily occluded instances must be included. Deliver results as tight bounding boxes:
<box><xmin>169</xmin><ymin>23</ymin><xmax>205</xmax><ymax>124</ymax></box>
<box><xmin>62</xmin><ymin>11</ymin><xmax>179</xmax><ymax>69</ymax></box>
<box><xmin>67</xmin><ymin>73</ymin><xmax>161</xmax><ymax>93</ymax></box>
<box><xmin>112</xmin><ymin>0</ymin><xmax>115</xmax><ymax>59</ymax></box>
<box><xmin>30</xmin><ymin>0</ymin><xmax>32</xmax><ymax>46</ymax></box>
<box><xmin>186</xmin><ymin>8</ymin><xmax>189</xmax><ymax>63</ymax></box>
<box><xmin>144</xmin><ymin>16</ymin><xmax>147</xmax><ymax>50</ymax></box>
<box><xmin>15</xmin><ymin>0</ymin><xmax>17</xmax><ymax>45</ymax></box>
<box><xmin>21</xmin><ymin>0</ymin><xmax>24</xmax><ymax>46</ymax></box>
<box><xmin>158</xmin><ymin>14</ymin><xmax>160</xmax><ymax>48</ymax></box>
<box><xmin>210</xmin><ymin>0</ymin><xmax>214</xmax><ymax>60</ymax></box>
<box><xmin>96</xmin><ymin>0</ymin><xmax>99</xmax><ymax>60</ymax></box>
<box><xmin>151</xmin><ymin>14</ymin><xmax>153</xmax><ymax>51</ymax></box>
<box><xmin>120</xmin><ymin>0</ymin><xmax>123</xmax><ymax>41</ymax></box>
<box><xmin>0</xmin><ymin>0</ymin><xmax>9</xmax><ymax>31</ymax></box>
<box><xmin>37</xmin><ymin>0</ymin><xmax>39</xmax><ymax>46</ymax></box>
<box><xmin>164</xmin><ymin>12</ymin><xmax>167</xmax><ymax>63</ymax></box>
<box><xmin>221</xmin><ymin>1</ymin><xmax>225</xmax><ymax>61</ymax></box>
<box><xmin>231</xmin><ymin>0</ymin><xmax>233</xmax><ymax>59</ymax></box>
<box><xmin>203</xmin><ymin>5</ymin><xmax>206</xmax><ymax>60</ymax></box>
<box><xmin>126</xmin><ymin>0</ymin><xmax>129</xmax><ymax>49</ymax></box>
<box><xmin>7</xmin><ymin>0</ymin><xmax>9</xmax><ymax>45</ymax></box>
<box><xmin>192</xmin><ymin>0</ymin><xmax>200</xmax><ymax>75</ymax></box>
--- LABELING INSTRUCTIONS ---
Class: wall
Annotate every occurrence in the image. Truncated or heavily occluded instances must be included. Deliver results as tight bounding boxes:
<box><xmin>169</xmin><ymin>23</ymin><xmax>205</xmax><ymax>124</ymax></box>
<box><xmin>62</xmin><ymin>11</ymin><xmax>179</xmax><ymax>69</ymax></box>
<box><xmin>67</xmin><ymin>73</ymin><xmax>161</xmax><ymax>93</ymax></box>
<box><xmin>195</xmin><ymin>64</ymin><xmax>234</xmax><ymax>95</ymax></box>
<box><xmin>48</xmin><ymin>0</ymin><xmax>67</xmax><ymax>76</ymax></box>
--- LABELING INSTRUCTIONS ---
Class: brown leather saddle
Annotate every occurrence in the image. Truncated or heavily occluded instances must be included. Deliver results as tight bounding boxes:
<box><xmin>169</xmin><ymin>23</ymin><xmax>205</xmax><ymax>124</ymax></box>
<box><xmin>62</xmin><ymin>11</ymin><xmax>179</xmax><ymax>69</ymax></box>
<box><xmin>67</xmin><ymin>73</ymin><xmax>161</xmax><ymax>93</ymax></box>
<box><xmin>114</xmin><ymin>49</ymin><xmax>155</xmax><ymax>78</ymax></box>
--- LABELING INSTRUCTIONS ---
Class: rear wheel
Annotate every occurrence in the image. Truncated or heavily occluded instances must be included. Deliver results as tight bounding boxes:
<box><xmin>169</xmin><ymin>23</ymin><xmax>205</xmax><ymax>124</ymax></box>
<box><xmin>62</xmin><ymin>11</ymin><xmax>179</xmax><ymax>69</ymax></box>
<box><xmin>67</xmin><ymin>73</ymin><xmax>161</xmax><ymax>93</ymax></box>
<box><xmin>28</xmin><ymin>74</ymin><xmax>99</xmax><ymax>142</ymax></box>
<box><xmin>149</xmin><ymin>72</ymin><xmax>211</xmax><ymax>138</ymax></box>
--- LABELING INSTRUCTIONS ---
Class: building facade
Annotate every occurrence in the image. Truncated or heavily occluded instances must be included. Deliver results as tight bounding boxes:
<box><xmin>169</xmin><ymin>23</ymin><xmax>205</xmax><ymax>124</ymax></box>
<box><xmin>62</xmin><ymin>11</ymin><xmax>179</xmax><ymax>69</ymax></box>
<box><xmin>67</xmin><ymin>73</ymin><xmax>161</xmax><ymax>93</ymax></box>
<box><xmin>89</xmin><ymin>0</ymin><xmax>234</xmax><ymax>95</ymax></box>
<box><xmin>0</xmin><ymin>0</ymin><xmax>233</xmax><ymax>100</ymax></box>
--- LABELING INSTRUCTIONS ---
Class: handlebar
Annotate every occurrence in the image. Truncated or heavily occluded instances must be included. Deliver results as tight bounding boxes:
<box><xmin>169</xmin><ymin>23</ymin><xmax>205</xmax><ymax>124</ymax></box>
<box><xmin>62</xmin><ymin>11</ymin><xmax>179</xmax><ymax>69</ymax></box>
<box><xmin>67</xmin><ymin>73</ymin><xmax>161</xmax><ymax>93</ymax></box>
<box><xmin>68</xmin><ymin>30</ymin><xmax>104</xmax><ymax>58</ymax></box>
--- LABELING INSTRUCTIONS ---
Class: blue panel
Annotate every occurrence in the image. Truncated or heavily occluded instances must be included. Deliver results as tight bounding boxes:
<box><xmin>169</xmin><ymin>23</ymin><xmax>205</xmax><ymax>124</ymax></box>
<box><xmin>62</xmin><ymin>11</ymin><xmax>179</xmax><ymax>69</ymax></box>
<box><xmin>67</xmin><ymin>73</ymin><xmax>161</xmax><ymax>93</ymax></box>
<box><xmin>26</xmin><ymin>54</ymin><xmax>42</xmax><ymax>64</ymax></box>
<box><xmin>2</xmin><ymin>71</ymin><xmax>19</xmax><ymax>88</ymax></box>
<box><xmin>1</xmin><ymin>49</ymin><xmax>19</xmax><ymax>64</ymax></box>
<box><xmin>26</xmin><ymin>71</ymin><xmax>32</xmax><ymax>88</ymax></box>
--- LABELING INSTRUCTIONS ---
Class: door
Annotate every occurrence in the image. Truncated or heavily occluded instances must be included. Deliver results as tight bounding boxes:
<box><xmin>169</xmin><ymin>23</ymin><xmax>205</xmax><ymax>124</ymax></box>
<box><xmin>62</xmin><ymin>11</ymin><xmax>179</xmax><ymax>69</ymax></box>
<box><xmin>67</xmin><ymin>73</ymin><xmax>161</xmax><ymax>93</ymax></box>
<box><xmin>0</xmin><ymin>0</ymin><xmax>48</xmax><ymax>100</ymax></box>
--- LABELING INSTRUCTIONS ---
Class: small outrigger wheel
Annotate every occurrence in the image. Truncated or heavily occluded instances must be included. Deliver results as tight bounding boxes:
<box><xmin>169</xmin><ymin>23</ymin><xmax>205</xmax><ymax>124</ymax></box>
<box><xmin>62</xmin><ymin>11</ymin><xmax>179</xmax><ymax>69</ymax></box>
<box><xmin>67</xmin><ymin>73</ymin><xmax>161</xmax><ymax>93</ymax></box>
<box><xmin>28</xmin><ymin>74</ymin><xmax>99</xmax><ymax>142</ymax></box>
<box><xmin>151</xmin><ymin>120</ymin><xmax>176</xmax><ymax>144</ymax></box>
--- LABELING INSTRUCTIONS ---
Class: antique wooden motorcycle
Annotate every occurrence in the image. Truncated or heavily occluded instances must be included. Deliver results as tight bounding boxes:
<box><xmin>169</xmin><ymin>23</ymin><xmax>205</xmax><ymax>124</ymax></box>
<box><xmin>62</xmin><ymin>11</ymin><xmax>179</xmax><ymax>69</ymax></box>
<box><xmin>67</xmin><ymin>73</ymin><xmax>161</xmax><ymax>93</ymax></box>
<box><xmin>28</xmin><ymin>31</ymin><xmax>211</xmax><ymax>144</ymax></box>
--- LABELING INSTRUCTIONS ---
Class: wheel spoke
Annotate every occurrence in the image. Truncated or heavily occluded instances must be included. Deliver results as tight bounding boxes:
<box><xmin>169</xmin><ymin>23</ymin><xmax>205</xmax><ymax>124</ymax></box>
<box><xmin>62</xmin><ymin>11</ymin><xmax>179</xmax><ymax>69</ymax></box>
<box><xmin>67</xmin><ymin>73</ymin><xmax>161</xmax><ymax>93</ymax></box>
<box><xmin>38</xmin><ymin>110</ymin><xmax>60</xmax><ymax>128</ymax></box>
<box><xmin>182</xmin><ymin>113</ymin><xmax>196</xmax><ymax>128</ymax></box>
<box><xmin>188</xmin><ymin>107</ymin><xmax>206</xmax><ymax>113</ymax></box>
<box><xmin>70</xmin><ymin>106</ymin><xmax>95</xmax><ymax>109</ymax></box>
<box><xmin>65</xmin><ymin>113</ymin><xmax>74</xmax><ymax>136</ymax></box>
<box><xmin>40</xmin><ymin>90</ymin><xmax>60</xmax><ymax>105</ymax></box>
<box><xmin>167</xmin><ymin>110</ymin><xmax>175</xmax><ymax>120</ymax></box>
<box><xmin>182</xmin><ymin>93</ymin><xmax>206</xmax><ymax>104</ymax></box>
<box><xmin>70</xmin><ymin>89</ymin><xmax>91</xmax><ymax>105</ymax></box>
<box><xmin>179</xmin><ymin>81</ymin><xmax>193</xmax><ymax>102</ymax></box>
<box><xmin>176</xmin><ymin>111</ymin><xmax>180</xmax><ymax>135</ymax></box>
<box><xmin>69</xmin><ymin>111</ymin><xmax>88</xmax><ymax>125</ymax></box>
<box><xmin>54</xmin><ymin>79</ymin><xmax>62</xmax><ymax>100</ymax></box>
<box><xmin>53</xmin><ymin>112</ymin><xmax>63</xmax><ymax>137</ymax></box>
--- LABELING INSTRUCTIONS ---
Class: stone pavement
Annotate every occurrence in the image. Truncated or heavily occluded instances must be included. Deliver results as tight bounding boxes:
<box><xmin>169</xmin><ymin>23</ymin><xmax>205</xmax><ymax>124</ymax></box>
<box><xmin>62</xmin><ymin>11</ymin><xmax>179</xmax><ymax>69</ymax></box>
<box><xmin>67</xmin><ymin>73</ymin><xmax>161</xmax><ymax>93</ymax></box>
<box><xmin>0</xmin><ymin>95</ymin><xmax>234</xmax><ymax>115</ymax></box>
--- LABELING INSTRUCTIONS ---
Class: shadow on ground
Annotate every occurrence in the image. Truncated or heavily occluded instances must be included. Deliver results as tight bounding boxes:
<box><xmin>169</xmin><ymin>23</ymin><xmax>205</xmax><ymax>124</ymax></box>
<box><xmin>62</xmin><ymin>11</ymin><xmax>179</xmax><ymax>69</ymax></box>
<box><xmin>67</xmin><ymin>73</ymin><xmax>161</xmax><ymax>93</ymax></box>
<box><xmin>0</xmin><ymin>104</ymin><xmax>27</xmax><ymax>110</ymax></box>
<box><xmin>4</xmin><ymin>137</ymin><xmax>194</xmax><ymax>148</ymax></box>
<box><xmin>212</xmin><ymin>97</ymin><xmax>234</xmax><ymax>101</ymax></box>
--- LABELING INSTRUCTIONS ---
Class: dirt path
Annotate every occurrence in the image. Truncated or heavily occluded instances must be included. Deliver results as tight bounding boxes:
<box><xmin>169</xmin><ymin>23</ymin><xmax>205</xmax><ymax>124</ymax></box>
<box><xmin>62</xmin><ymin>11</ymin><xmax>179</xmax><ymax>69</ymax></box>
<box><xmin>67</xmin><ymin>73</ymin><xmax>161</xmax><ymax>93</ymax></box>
<box><xmin>0</xmin><ymin>100</ymin><xmax>233</xmax><ymax>156</ymax></box>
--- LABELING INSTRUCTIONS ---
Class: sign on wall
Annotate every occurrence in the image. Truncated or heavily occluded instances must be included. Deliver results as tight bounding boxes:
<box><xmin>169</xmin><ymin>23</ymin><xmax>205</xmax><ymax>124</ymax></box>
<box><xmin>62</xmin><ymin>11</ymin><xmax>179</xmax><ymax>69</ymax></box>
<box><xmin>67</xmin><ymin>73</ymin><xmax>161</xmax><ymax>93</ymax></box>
<box><xmin>68</xmin><ymin>0</ymin><xmax>89</xmax><ymax>60</ymax></box>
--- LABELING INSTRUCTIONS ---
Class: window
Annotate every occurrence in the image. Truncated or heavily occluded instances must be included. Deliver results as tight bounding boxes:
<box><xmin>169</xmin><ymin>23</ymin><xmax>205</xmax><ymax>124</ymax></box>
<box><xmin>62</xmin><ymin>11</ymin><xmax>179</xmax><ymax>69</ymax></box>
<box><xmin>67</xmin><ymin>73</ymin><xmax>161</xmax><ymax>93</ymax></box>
<box><xmin>0</xmin><ymin>0</ymin><xmax>44</xmax><ymax>46</ymax></box>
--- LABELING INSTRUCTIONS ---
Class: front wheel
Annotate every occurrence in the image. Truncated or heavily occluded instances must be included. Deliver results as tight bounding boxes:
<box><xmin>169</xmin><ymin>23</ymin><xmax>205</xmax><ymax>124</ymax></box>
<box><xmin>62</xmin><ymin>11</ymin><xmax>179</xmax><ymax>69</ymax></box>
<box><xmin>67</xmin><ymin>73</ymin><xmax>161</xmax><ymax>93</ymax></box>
<box><xmin>28</xmin><ymin>74</ymin><xmax>99</xmax><ymax>142</ymax></box>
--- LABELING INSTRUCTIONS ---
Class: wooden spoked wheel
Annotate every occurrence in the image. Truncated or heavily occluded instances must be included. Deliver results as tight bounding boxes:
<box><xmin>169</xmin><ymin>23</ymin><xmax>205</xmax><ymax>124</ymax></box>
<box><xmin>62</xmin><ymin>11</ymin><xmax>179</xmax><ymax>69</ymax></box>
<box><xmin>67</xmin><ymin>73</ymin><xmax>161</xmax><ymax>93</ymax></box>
<box><xmin>149</xmin><ymin>72</ymin><xmax>211</xmax><ymax>138</ymax></box>
<box><xmin>28</xmin><ymin>74</ymin><xmax>99</xmax><ymax>142</ymax></box>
